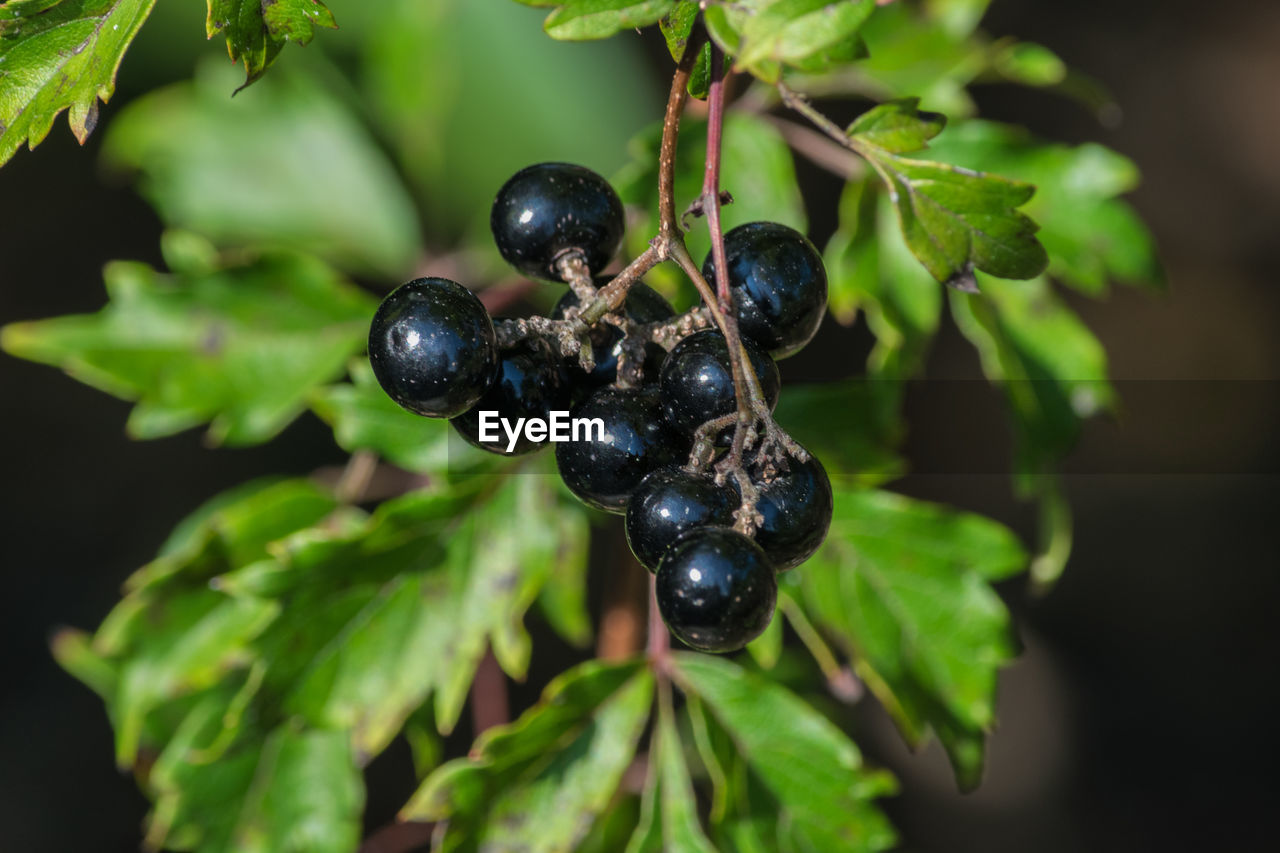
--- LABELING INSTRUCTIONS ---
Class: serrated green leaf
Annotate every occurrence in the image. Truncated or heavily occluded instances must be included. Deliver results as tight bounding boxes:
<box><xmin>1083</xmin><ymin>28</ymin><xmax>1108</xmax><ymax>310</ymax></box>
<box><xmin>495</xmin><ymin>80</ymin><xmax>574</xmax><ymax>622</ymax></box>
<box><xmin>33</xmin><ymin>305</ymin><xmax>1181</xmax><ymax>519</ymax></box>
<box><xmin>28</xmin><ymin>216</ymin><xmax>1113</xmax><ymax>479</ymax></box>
<box><xmin>205</xmin><ymin>0</ymin><xmax>336</xmax><ymax>91</ymax></box>
<box><xmin>738</xmin><ymin>0</ymin><xmax>875</xmax><ymax>83</ymax></box>
<box><xmin>919</xmin><ymin>120</ymin><xmax>1160</xmax><ymax>294</ymax></box>
<box><xmin>131</xmin><ymin>478</ymin><xmax>340</xmax><ymax>594</ymax></box>
<box><xmin>403</xmin><ymin>661</ymin><xmax>652</xmax><ymax>852</ymax></box>
<box><xmin>147</xmin><ymin>718</ymin><xmax>363</xmax><ymax>853</ymax></box>
<box><xmin>799</xmin><ymin>487</ymin><xmax>1027</xmax><ymax>789</ymax></box>
<box><xmin>110</xmin><ymin>588</ymin><xmax>280</xmax><ymax>765</ymax></box>
<box><xmin>846</xmin><ymin>98</ymin><xmax>946</xmax><ymax>154</ymax></box>
<box><xmin>673</xmin><ymin>653</ymin><xmax>897</xmax><ymax>852</ymax></box>
<box><xmin>0</xmin><ymin>0</ymin><xmax>157</xmax><ymax>168</ymax></box>
<box><xmin>851</xmin><ymin>127</ymin><xmax>1048</xmax><ymax>285</ymax></box>
<box><xmin>543</xmin><ymin>0</ymin><xmax>675</xmax><ymax>40</ymax></box>
<box><xmin>101</xmin><ymin>61</ymin><xmax>423</xmax><ymax>278</ymax></box>
<box><xmin>1</xmin><ymin>249</ymin><xmax>375</xmax><ymax>446</ymax></box>
<box><xmin>659</xmin><ymin>0</ymin><xmax>699</xmax><ymax>60</ymax></box>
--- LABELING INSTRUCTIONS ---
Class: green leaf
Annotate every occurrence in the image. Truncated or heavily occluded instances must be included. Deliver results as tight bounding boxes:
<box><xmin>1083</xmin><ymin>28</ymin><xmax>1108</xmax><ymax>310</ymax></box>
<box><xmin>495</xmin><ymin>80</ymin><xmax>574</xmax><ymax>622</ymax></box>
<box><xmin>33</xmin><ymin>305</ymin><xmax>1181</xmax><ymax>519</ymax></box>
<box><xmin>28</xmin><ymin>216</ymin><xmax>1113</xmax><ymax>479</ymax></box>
<box><xmin>109</xmin><ymin>587</ymin><xmax>280</xmax><ymax>765</ymax></box>
<box><xmin>653</xmin><ymin>691</ymin><xmax>719</xmax><ymax>853</ymax></box>
<box><xmin>738</xmin><ymin>0</ymin><xmax>876</xmax><ymax>83</ymax></box>
<box><xmin>919</xmin><ymin>120</ymin><xmax>1160</xmax><ymax>294</ymax></box>
<box><xmin>849</xmin><ymin>121</ymin><xmax>1048</xmax><ymax>286</ymax></box>
<box><xmin>824</xmin><ymin>180</ymin><xmax>942</xmax><ymax>378</ymax></box>
<box><xmin>950</xmin><ymin>275</ymin><xmax>1114</xmax><ymax>481</ymax></box>
<box><xmin>991</xmin><ymin>41</ymin><xmax>1066</xmax><ymax>86</ymax></box>
<box><xmin>746</xmin><ymin>602</ymin><xmax>783</xmax><ymax>670</ymax></box>
<box><xmin>0</xmin><ymin>0</ymin><xmax>157</xmax><ymax>168</ymax></box>
<box><xmin>1</xmin><ymin>248</ymin><xmax>376</xmax><ymax>445</ymax></box>
<box><xmin>659</xmin><ymin>0</ymin><xmax>699</xmax><ymax>60</ymax></box>
<box><xmin>205</xmin><ymin>0</ymin><xmax>337</xmax><ymax>91</ymax></box>
<box><xmin>403</xmin><ymin>660</ymin><xmax>653</xmax><ymax>853</ymax></box>
<box><xmin>542</xmin><ymin>0</ymin><xmax>675</xmax><ymax>40</ymax></box>
<box><xmin>133</xmin><ymin>478</ymin><xmax>340</xmax><ymax>594</ymax></box>
<box><xmin>534</xmin><ymin>489</ymin><xmax>594</xmax><ymax>648</ymax></box>
<box><xmin>846</xmin><ymin>98</ymin><xmax>946</xmax><ymax>155</ymax></box>
<box><xmin>310</xmin><ymin>361</ymin><xmax>455</xmax><ymax>475</ymax></box>
<box><xmin>361</xmin><ymin>0</ymin><xmax>662</xmax><ymax>245</ymax></box>
<box><xmin>673</xmin><ymin>653</ymin><xmax>897</xmax><ymax>852</ymax></box>
<box><xmin>616</xmin><ymin>112</ymin><xmax>806</xmax><ymax>283</ymax></box>
<box><xmin>250</xmin><ymin>473</ymin><xmax>576</xmax><ymax>740</ymax></box>
<box><xmin>773</xmin><ymin>379</ymin><xmax>905</xmax><ymax>485</ymax></box>
<box><xmin>101</xmin><ymin>61</ymin><xmax>423</xmax><ymax>278</ymax></box>
<box><xmin>147</xmin><ymin>718</ymin><xmax>363</xmax><ymax>853</ymax></box>
<box><xmin>799</xmin><ymin>487</ymin><xmax>1027</xmax><ymax>789</ymax></box>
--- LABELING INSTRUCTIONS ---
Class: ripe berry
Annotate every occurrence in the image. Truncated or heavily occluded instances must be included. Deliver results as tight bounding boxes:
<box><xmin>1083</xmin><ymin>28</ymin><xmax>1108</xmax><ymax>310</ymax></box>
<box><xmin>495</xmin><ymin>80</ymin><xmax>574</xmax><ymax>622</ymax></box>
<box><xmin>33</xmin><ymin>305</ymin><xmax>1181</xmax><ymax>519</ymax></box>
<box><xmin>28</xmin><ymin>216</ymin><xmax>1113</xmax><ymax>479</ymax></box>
<box><xmin>752</xmin><ymin>450</ymin><xmax>833</xmax><ymax>571</ymax></box>
<box><xmin>702</xmin><ymin>222</ymin><xmax>828</xmax><ymax>358</ymax></box>
<box><xmin>555</xmin><ymin>386</ymin><xmax>688</xmax><ymax>514</ymax></box>
<box><xmin>625</xmin><ymin>466</ymin><xmax>739</xmax><ymax>572</ymax></box>
<box><xmin>491</xmin><ymin>162</ymin><xmax>625</xmax><ymax>280</ymax></box>
<box><xmin>656</xmin><ymin>527</ymin><xmax>776</xmax><ymax>653</ymax></box>
<box><xmin>658</xmin><ymin>329</ymin><xmax>780</xmax><ymax>440</ymax></box>
<box><xmin>551</xmin><ymin>280</ymin><xmax>674</xmax><ymax>390</ymax></box>
<box><xmin>368</xmin><ymin>277</ymin><xmax>497</xmax><ymax>418</ymax></box>
<box><xmin>451</xmin><ymin>337</ymin><xmax>569</xmax><ymax>455</ymax></box>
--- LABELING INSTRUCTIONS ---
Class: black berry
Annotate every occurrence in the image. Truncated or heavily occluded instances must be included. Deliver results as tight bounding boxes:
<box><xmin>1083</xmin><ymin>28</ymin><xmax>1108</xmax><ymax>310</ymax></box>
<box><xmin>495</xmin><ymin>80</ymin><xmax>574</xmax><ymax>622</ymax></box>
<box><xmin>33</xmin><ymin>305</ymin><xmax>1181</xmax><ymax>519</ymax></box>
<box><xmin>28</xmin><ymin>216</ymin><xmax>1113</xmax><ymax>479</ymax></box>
<box><xmin>555</xmin><ymin>386</ymin><xmax>688</xmax><ymax>514</ymax></box>
<box><xmin>656</xmin><ymin>527</ymin><xmax>776</xmax><ymax>653</ymax></box>
<box><xmin>752</xmin><ymin>450</ymin><xmax>833</xmax><ymax>571</ymax></box>
<box><xmin>625</xmin><ymin>466</ymin><xmax>739</xmax><ymax>572</ymax></box>
<box><xmin>551</xmin><ymin>279</ymin><xmax>674</xmax><ymax>391</ymax></box>
<box><xmin>491</xmin><ymin>162</ymin><xmax>625</xmax><ymax>280</ymax></box>
<box><xmin>451</xmin><ymin>337</ymin><xmax>569</xmax><ymax>455</ymax></box>
<box><xmin>702</xmin><ymin>221</ymin><xmax>828</xmax><ymax>358</ymax></box>
<box><xmin>658</xmin><ymin>329</ymin><xmax>780</xmax><ymax>440</ymax></box>
<box><xmin>368</xmin><ymin>277</ymin><xmax>497</xmax><ymax>418</ymax></box>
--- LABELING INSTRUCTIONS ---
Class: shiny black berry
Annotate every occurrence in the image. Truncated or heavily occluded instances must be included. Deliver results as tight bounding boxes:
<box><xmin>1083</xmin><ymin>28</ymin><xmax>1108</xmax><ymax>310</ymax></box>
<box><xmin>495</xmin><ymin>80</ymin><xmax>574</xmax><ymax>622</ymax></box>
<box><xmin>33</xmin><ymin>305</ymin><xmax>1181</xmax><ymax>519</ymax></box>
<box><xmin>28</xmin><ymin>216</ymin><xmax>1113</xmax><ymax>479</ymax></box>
<box><xmin>702</xmin><ymin>222</ymin><xmax>828</xmax><ymax>358</ymax></box>
<box><xmin>625</xmin><ymin>467</ymin><xmax>739</xmax><ymax>573</ymax></box>
<box><xmin>450</xmin><ymin>337</ymin><xmax>569</xmax><ymax>455</ymax></box>
<box><xmin>368</xmin><ymin>277</ymin><xmax>498</xmax><ymax>418</ymax></box>
<box><xmin>752</xmin><ymin>450</ymin><xmax>833</xmax><ymax>571</ymax></box>
<box><xmin>491</xmin><ymin>162</ymin><xmax>625</xmax><ymax>280</ymax></box>
<box><xmin>658</xmin><ymin>329</ymin><xmax>780</xmax><ymax>440</ymax></box>
<box><xmin>552</xmin><ymin>279</ymin><xmax>675</xmax><ymax>390</ymax></box>
<box><xmin>656</xmin><ymin>527</ymin><xmax>776</xmax><ymax>653</ymax></box>
<box><xmin>555</xmin><ymin>386</ymin><xmax>688</xmax><ymax>514</ymax></box>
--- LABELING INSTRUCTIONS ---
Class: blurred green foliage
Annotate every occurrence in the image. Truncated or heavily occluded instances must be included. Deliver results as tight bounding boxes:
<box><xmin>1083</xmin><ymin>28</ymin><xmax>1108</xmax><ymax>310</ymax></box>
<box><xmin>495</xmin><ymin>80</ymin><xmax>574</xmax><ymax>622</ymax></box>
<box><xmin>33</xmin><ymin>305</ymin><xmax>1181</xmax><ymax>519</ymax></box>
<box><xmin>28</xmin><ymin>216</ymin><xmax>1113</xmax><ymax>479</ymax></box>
<box><xmin>2</xmin><ymin>0</ymin><xmax>1160</xmax><ymax>850</ymax></box>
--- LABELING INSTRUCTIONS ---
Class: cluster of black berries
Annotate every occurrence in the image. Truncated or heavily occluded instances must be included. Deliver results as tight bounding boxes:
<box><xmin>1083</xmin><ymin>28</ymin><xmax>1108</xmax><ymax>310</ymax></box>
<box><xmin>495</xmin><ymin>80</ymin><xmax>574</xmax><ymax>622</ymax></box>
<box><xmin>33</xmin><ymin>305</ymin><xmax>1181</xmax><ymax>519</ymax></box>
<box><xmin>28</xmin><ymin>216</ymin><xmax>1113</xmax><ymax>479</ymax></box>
<box><xmin>368</xmin><ymin>162</ymin><xmax>833</xmax><ymax>654</ymax></box>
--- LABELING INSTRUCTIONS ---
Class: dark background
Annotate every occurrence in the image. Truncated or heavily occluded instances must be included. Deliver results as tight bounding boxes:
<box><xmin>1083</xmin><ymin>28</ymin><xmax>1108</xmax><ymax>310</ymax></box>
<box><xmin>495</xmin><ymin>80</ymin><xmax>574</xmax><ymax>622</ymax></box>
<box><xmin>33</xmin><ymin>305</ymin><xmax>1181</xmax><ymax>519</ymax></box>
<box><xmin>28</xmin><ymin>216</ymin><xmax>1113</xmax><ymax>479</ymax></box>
<box><xmin>2</xmin><ymin>1</ymin><xmax>1277</xmax><ymax>851</ymax></box>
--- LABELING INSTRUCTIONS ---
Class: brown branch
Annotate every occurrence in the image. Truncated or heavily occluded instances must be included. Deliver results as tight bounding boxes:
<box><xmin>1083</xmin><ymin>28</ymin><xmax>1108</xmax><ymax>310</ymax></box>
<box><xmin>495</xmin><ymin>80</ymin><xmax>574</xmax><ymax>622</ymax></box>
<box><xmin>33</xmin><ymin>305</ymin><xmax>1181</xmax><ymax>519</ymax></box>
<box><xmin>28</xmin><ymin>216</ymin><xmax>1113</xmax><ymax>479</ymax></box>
<box><xmin>470</xmin><ymin>648</ymin><xmax>509</xmax><ymax>735</ymax></box>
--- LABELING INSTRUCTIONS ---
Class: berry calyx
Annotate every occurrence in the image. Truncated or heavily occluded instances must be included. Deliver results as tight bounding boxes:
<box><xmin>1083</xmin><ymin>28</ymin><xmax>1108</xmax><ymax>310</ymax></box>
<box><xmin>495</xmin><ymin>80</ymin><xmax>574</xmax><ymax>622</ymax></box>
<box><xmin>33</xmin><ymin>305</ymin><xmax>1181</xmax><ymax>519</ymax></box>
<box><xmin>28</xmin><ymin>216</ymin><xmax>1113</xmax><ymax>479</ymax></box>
<box><xmin>625</xmin><ymin>466</ymin><xmax>739</xmax><ymax>572</ymax></box>
<box><xmin>702</xmin><ymin>221</ymin><xmax>828</xmax><ymax>359</ymax></box>
<box><xmin>752</xmin><ymin>449</ymin><xmax>833</xmax><ymax>570</ymax></box>
<box><xmin>490</xmin><ymin>162</ymin><xmax>625</xmax><ymax>280</ymax></box>
<box><xmin>368</xmin><ymin>277</ymin><xmax>498</xmax><ymax>419</ymax></box>
<box><xmin>551</xmin><ymin>279</ymin><xmax>674</xmax><ymax>390</ymax></box>
<box><xmin>451</xmin><ymin>337</ymin><xmax>569</xmax><ymax>455</ymax></box>
<box><xmin>656</xmin><ymin>527</ymin><xmax>777</xmax><ymax>653</ymax></box>
<box><xmin>658</xmin><ymin>329</ymin><xmax>780</xmax><ymax>440</ymax></box>
<box><xmin>555</xmin><ymin>386</ymin><xmax>688</xmax><ymax>514</ymax></box>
